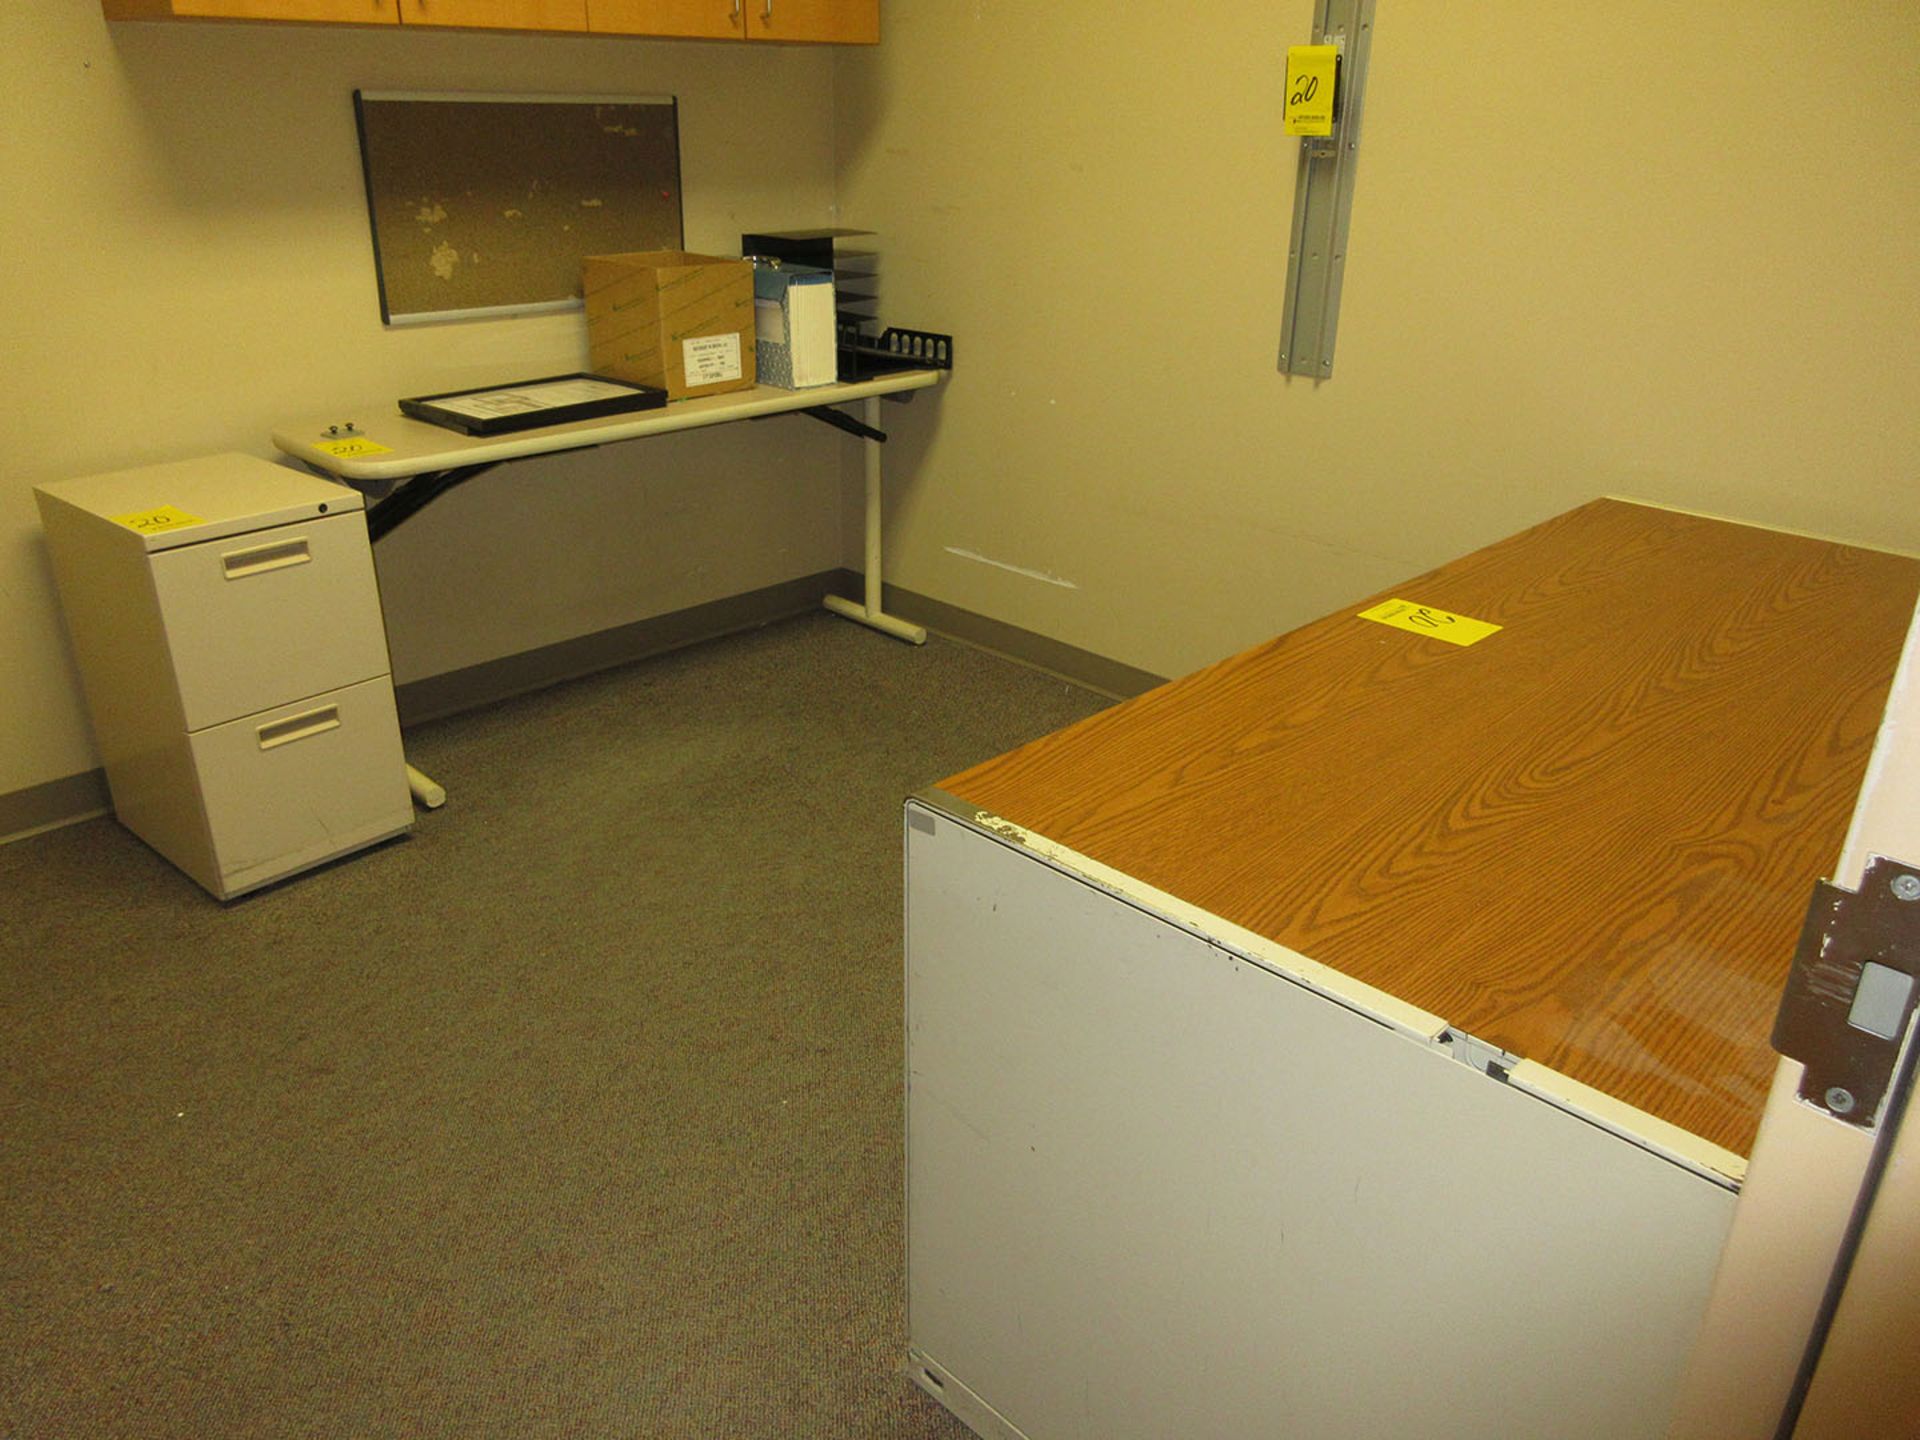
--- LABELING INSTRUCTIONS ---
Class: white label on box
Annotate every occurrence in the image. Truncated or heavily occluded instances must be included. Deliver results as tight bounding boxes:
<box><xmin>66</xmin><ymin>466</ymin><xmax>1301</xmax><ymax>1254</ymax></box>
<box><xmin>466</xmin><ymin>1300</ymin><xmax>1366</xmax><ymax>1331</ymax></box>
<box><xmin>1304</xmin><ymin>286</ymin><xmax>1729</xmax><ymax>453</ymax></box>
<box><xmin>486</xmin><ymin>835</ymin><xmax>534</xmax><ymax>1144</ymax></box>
<box><xmin>683</xmin><ymin>333</ymin><xmax>743</xmax><ymax>386</ymax></box>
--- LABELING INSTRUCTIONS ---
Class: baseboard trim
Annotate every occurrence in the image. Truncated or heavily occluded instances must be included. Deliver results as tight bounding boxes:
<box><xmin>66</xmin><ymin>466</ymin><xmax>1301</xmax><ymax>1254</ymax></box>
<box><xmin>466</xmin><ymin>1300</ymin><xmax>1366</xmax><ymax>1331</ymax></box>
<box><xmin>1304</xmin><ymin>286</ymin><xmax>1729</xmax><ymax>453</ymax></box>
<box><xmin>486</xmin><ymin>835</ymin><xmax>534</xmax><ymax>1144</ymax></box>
<box><xmin>874</xmin><ymin>582</ymin><xmax>1166</xmax><ymax>699</ymax></box>
<box><xmin>400</xmin><ymin>571</ymin><xmax>1166</xmax><ymax>726</ymax></box>
<box><xmin>6</xmin><ymin>573</ymin><xmax>1163</xmax><ymax>844</ymax></box>
<box><xmin>0</xmin><ymin>768</ymin><xmax>110</xmax><ymax>846</ymax></box>
<box><xmin>396</xmin><ymin>570</ymin><xmax>847</xmax><ymax>726</ymax></box>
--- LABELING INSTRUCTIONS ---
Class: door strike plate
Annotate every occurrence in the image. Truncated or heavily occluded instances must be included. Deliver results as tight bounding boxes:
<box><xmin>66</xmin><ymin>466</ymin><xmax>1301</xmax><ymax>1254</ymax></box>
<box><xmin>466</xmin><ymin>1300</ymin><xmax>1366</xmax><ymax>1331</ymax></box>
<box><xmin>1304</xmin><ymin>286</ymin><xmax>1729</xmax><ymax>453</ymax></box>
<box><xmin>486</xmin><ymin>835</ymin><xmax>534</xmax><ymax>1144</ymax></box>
<box><xmin>1772</xmin><ymin>855</ymin><xmax>1920</xmax><ymax>1129</ymax></box>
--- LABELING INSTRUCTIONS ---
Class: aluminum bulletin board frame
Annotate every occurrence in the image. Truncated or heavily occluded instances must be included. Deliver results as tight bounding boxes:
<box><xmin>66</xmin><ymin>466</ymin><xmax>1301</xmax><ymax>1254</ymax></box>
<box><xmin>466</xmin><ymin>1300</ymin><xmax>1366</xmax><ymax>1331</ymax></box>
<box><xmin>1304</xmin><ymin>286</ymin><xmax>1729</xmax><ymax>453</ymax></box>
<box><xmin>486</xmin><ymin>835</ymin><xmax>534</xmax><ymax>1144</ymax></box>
<box><xmin>354</xmin><ymin>91</ymin><xmax>683</xmax><ymax>327</ymax></box>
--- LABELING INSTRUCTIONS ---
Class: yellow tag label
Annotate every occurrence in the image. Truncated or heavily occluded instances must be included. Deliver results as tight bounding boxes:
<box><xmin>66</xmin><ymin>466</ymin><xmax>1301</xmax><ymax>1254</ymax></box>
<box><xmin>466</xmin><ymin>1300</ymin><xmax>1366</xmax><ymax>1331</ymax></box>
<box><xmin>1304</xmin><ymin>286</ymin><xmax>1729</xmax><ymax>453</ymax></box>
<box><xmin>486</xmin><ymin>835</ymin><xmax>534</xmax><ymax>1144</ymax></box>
<box><xmin>1285</xmin><ymin>45</ymin><xmax>1339</xmax><ymax>136</ymax></box>
<box><xmin>1358</xmin><ymin>598</ymin><xmax>1502</xmax><ymax>647</ymax></box>
<box><xmin>110</xmin><ymin>504</ymin><xmax>203</xmax><ymax>535</ymax></box>
<box><xmin>313</xmin><ymin>436</ymin><xmax>393</xmax><ymax>459</ymax></box>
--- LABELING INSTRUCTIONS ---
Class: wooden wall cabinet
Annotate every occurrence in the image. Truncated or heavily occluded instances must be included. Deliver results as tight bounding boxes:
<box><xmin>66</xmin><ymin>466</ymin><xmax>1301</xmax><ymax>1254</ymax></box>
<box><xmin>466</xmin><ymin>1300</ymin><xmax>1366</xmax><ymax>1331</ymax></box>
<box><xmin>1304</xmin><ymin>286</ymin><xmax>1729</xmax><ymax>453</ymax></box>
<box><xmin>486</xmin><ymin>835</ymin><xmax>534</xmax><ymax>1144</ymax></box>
<box><xmin>102</xmin><ymin>0</ymin><xmax>879</xmax><ymax>40</ymax></box>
<box><xmin>581</xmin><ymin>0</ymin><xmax>885</xmax><ymax>42</ymax></box>
<box><xmin>102</xmin><ymin>0</ymin><xmax>399</xmax><ymax>22</ymax></box>
<box><xmin>586</xmin><ymin>0</ymin><xmax>744</xmax><ymax>40</ymax></box>
<box><xmin>742</xmin><ymin>0</ymin><xmax>877</xmax><ymax>44</ymax></box>
<box><xmin>397</xmin><ymin>0</ymin><xmax>587</xmax><ymax>31</ymax></box>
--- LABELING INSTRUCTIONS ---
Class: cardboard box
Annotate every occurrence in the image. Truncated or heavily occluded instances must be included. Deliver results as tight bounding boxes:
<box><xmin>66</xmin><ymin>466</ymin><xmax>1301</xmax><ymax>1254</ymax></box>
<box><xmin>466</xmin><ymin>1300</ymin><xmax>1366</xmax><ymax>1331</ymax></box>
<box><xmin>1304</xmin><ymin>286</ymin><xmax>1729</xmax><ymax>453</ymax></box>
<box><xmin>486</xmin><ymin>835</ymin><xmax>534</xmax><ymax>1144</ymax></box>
<box><xmin>582</xmin><ymin>250</ymin><xmax>756</xmax><ymax>401</ymax></box>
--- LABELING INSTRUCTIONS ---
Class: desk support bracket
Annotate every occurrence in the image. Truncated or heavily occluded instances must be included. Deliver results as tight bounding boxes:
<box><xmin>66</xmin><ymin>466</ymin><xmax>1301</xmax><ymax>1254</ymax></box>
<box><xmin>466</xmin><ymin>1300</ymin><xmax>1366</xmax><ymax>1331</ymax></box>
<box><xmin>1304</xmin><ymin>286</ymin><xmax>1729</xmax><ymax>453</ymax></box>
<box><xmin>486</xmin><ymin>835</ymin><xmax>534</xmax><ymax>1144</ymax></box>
<box><xmin>366</xmin><ymin>462</ymin><xmax>502</xmax><ymax>544</ymax></box>
<box><xmin>799</xmin><ymin>405</ymin><xmax>887</xmax><ymax>444</ymax></box>
<box><xmin>820</xmin><ymin>395</ymin><xmax>927</xmax><ymax>645</ymax></box>
<box><xmin>362</xmin><ymin>462</ymin><xmax>505</xmax><ymax>808</ymax></box>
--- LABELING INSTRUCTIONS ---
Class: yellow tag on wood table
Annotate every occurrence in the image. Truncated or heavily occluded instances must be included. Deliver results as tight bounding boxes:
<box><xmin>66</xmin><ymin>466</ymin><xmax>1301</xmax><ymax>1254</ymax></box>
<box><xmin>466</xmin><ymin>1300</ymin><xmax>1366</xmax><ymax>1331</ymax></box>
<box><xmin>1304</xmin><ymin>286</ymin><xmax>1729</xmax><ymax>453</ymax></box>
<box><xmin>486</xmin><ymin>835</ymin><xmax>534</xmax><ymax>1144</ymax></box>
<box><xmin>110</xmin><ymin>504</ymin><xmax>203</xmax><ymax>536</ymax></box>
<box><xmin>313</xmin><ymin>436</ymin><xmax>394</xmax><ymax>460</ymax></box>
<box><xmin>1285</xmin><ymin>45</ymin><xmax>1339</xmax><ymax>136</ymax></box>
<box><xmin>1358</xmin><ymin>598</ymin><xmax>1502</xmax><ymax>647</ymax></box>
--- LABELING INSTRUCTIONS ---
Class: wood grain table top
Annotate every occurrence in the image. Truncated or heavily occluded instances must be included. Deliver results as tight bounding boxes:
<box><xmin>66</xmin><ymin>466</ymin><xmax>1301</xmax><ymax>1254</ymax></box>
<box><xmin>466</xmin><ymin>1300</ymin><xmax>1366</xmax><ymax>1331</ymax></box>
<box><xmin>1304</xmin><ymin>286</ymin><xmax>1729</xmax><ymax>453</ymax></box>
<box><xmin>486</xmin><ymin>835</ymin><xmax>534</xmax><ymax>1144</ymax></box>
<box><xmin>941</xmin><ymin>500</ymin><xmax>1920</xmax><ymax>1157</ymax></box>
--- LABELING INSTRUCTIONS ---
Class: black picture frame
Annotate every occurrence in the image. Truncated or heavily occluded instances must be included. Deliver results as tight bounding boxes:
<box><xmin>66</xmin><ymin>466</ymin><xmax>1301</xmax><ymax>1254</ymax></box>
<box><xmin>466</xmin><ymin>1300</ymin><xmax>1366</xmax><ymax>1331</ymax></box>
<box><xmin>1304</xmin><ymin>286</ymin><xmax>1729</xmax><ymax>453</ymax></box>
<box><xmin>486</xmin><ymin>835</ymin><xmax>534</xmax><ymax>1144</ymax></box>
<box><xmin>399</xmin><ymin>373</ymin><xmax>669</xmax><ymax>436</ymax></box>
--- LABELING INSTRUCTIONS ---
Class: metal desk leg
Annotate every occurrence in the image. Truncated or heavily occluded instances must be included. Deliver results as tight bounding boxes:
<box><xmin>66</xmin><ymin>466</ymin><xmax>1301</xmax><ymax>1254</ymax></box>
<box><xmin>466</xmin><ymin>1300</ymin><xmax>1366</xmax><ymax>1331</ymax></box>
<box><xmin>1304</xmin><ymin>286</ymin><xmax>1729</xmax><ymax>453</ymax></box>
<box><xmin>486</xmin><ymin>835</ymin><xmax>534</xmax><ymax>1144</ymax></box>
<box><xmin>361</xmin><ymin>468</ymin><xmax>487</xmax><ymax>812</ymax></box>
<box><xmin>298</xmin><ymin>462</ymin><xmax>451</xmax><ymax>812</ymax></box>
<box><xmin>823</xmin><ymin>395</ymin><xmax>928</xmax><ymax>645</ymax></box>
<box><xmin>405</xmin><ymin>763</ymin><xmax>447</xmax><ymax>810</ymax></box>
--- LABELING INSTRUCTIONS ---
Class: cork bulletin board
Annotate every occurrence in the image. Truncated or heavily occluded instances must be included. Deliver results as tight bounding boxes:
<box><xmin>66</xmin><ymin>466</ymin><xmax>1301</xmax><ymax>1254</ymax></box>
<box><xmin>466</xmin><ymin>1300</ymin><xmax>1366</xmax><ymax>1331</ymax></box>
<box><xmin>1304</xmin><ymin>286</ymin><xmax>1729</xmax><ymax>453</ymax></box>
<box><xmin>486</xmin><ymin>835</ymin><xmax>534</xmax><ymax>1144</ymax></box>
<box><xmin>353</xmin><ymin>91</ymin><xmax>684</xmax><ymax>325</ymax></box>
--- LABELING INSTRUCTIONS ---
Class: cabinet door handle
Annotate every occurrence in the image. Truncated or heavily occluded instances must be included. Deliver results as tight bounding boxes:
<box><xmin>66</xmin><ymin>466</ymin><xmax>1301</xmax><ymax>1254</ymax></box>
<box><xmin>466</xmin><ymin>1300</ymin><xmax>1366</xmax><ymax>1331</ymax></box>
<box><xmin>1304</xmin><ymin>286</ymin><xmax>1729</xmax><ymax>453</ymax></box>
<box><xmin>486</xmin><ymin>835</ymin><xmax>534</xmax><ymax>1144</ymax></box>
<box><xmin>257</xmin><ymin>706</ymin><xmax>342</xmax><ymax>751</ymax></box>
<box><xmin>763</xmin><ymin>0</ymin><xmax>772</xmax><ymax>19</ymax></box>
<box><xmin>222</xmin><ymin>537</ymin><xmax>312</xmax><ymax>580</ymax></box>
<box><xmin>730</xmin><ymin>0</ymin><xmax>741</xmax><ymax>20</ymax></box>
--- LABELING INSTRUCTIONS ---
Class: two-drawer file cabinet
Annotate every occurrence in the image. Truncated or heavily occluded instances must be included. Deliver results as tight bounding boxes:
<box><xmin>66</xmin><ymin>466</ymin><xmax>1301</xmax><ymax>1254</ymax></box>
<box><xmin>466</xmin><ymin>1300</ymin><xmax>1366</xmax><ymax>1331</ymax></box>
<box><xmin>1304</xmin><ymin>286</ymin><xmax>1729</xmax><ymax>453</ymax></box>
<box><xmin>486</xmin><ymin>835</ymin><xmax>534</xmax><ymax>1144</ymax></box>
<box><xmin>36</xmin><ymin>453</ymin><xmax>412</xmax><ymax>899</ymax></box>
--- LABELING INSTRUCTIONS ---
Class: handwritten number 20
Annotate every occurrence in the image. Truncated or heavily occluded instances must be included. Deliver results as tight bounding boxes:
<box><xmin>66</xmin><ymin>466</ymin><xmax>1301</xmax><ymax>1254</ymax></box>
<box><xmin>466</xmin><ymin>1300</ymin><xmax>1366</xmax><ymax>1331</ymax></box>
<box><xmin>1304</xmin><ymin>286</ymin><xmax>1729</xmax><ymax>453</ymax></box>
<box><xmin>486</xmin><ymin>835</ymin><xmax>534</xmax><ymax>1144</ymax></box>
<box><xmin>1290</xmin><ymin>74</ymin><xmax>1320</xmax><ymax>106</ymax></box>
<box><xmin>1409</xmin><ymin>608</ymin><xmax>1455</xmax><ymax>629</ymax></box>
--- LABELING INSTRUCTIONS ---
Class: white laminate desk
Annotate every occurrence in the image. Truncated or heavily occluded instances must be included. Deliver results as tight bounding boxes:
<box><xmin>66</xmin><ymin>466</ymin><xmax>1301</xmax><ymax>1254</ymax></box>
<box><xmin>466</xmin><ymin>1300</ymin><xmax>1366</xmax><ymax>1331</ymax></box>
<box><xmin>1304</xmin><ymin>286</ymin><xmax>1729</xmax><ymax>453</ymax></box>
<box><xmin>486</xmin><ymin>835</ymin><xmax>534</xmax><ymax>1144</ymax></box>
<box><xmin>274</xmin><ymin>370</ymin><xmax>944</xmax><ymax>805</ymax></box>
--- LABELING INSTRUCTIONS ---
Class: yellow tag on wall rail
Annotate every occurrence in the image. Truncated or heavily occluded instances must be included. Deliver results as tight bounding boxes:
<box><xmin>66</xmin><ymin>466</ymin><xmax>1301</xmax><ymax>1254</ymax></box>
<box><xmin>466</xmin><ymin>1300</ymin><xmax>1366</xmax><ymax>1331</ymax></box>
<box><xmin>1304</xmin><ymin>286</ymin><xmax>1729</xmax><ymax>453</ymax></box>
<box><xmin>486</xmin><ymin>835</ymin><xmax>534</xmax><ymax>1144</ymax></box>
<box><xmin>1284</xmin><ymin>45</ymin><xmax>1339</xmax><ymax>136</ymax></box>
<box><xmin>1357</xmin><ymin>598</ymin><xmax>1502</xmax><ymax>647</ymax></box>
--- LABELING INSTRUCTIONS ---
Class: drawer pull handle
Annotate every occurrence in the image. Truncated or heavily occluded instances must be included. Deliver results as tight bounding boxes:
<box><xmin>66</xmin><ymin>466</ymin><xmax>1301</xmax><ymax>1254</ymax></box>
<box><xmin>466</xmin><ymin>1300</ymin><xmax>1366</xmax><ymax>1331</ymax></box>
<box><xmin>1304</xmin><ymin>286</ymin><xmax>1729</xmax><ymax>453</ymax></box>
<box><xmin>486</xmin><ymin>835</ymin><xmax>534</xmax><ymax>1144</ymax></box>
<box><xmin>257</xmin><ymin>706</ymin><xmax>341</xmax><ymax>750</ymax></box>
<box><xmin>223</xmin><ymin>538</ymin><xmax>311</xmax><ymax>580</ymax></box>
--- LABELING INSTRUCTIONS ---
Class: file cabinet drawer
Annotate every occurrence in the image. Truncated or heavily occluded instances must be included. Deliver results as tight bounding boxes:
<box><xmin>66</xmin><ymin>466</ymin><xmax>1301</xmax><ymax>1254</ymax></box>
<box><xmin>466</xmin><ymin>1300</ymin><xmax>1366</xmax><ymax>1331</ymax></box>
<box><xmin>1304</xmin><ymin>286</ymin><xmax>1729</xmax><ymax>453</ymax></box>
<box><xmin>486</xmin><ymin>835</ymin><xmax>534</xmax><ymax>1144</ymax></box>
<box><xmin>149</xmin><ymin>512</ymin><xmax>391</xmax><ymax>730</ymax></box>
<box><xmin>190</xmin><ymin>676</ymin><xmax>412</xmax><ymax>898</ymax></box>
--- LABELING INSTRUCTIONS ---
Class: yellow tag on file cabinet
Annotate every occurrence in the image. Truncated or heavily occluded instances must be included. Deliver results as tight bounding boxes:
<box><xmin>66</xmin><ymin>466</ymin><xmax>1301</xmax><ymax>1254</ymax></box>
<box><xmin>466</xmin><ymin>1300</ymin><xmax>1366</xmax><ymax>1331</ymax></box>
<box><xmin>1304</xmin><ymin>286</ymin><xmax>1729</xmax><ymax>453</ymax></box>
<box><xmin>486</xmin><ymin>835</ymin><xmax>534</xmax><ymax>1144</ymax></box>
<box><xmin>314</xmin><ymin>436</ymin><xmax>393</xmax><ymax>460</ymax></box>
<box><xmin>1285</xmin><ymin>45</ymin><xmax>1338</xmax><ymax>136</ymax></box>
<box><xmin>110</xmin><ymin>504</ymin><xmax>203</xmax><ymax>536</ymax></box>
<box><xmin>1358</xmin><ymin>598</ymin><xmax>1502</xmax><ymax>647</ymax></box>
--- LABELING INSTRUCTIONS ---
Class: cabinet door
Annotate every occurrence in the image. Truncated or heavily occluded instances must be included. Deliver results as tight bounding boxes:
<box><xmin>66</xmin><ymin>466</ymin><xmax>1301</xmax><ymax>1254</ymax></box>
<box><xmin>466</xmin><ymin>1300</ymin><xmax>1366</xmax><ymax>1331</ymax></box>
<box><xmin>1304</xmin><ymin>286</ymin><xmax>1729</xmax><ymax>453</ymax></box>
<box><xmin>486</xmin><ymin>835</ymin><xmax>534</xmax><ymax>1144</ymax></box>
<box><xmin>103</xmin><ymin>0</ymin><xmax>399</xmax><ymax>21</ymax></box>
<box><xmin>398</xmin><ymin>0</ymin><xmax>586</xmax><ymax>28</ymax></box>
<box><xmin>744</xmin><ymin>0</ymin><xmax>876</xmax><ymax>44</ymax></box>
<box><xmin>586</xmin><ymin>0</ymin><xmax>743</xmax><ymax>38</ymax></box>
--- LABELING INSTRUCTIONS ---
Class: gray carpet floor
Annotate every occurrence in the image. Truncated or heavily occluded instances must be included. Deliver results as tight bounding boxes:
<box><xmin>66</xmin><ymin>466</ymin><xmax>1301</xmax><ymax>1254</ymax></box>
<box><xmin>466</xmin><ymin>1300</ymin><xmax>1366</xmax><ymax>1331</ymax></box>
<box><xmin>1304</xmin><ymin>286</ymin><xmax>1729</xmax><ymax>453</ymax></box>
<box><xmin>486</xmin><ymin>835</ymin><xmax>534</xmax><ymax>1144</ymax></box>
<box><xmin>1</xmin><ymin>614</ymin><xmax>1111</xmax><ymax>1439</ymax></box>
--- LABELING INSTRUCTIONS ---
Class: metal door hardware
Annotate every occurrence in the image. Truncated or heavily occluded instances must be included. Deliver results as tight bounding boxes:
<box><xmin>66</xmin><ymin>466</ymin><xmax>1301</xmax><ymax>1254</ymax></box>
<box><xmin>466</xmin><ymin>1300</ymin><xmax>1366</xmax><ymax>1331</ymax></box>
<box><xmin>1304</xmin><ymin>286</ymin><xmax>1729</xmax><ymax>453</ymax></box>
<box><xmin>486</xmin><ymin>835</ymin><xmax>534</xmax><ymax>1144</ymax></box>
<box><xmin>1438</xmin><ymin>1027</ymin><xmax>1522</xmax><ymax>1081</ymax></box>
<box><xmin>1773</xmin><ymin>855</ymin><xmax>1920</xmax><ymax>1129</ymax></box>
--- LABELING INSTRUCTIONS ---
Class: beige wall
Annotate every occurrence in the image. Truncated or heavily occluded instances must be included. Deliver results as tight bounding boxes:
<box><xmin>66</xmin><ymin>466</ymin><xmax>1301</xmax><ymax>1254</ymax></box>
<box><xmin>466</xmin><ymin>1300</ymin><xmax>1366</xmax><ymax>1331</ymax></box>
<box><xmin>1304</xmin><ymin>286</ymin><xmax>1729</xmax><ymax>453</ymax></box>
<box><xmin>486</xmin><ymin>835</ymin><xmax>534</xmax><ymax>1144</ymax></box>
<box><xmin>1</xmin><ymin>3</ymin><xmax>843</xmax><ymax>798</ymax></box>
<box><xmin>834</xmin><ymin>1</ymin><xmax>1920</xmax><ymax>679</ymax></box>
<box><xmin>10</xmin><ymin>2</ymin><xmax>1919</xmax><ymax>803</ymax></box>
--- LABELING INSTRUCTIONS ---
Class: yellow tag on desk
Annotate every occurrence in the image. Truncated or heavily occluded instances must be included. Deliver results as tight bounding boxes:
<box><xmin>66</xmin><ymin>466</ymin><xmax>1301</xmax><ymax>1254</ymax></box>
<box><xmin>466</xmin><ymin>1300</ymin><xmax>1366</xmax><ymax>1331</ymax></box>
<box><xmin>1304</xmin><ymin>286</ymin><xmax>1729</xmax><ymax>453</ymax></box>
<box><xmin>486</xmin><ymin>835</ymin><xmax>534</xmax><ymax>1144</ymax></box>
<box><xmin>110</xmin><ymin>504</ymin><xmax>203</xmax><ymax>536</ymax></box>
<box><xmin>1358</xmin><ymin>598</ymin><xmax>1501</xmax><ymax>647</ymax></box>
<box><xmin>313</xmin><ymin>436</ymin><xmax>393</xmax><ymax>460</ymax></box>
<box><xmin>1285</xmin><ymin>45</ymin><xmax>1338</xmax><ymax>136</ymax></box>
